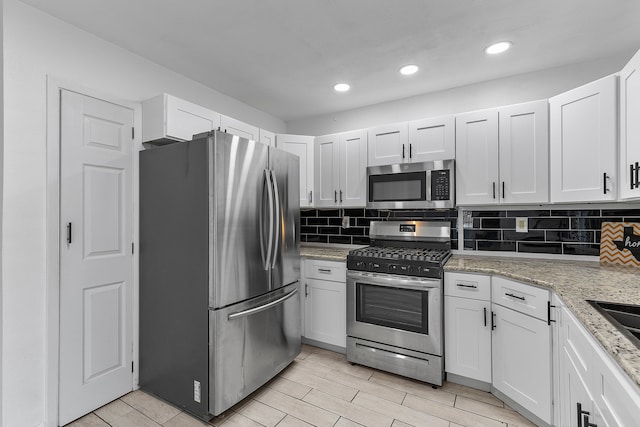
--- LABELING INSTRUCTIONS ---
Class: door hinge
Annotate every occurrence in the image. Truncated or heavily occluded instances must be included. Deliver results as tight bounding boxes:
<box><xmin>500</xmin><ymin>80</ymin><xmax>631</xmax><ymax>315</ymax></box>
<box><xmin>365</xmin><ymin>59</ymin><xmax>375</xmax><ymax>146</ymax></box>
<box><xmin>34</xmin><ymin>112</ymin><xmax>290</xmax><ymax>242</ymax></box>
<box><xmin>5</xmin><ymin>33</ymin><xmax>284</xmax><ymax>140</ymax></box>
<box><xmin>132</xmin><ymin>127</ymin><xmax>135</xmax><ymax>139</ymax></box>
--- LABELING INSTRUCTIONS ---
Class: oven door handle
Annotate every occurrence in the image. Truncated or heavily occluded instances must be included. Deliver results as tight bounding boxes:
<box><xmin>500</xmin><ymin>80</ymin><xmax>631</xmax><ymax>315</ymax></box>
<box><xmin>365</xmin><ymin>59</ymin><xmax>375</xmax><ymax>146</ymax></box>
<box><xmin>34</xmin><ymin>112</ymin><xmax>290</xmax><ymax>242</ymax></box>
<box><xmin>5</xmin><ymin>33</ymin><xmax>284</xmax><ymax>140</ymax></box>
<box><xmin>347</xmin><ymin>270</ymin><xmax>441</xmax><ymax>290</ymax></box>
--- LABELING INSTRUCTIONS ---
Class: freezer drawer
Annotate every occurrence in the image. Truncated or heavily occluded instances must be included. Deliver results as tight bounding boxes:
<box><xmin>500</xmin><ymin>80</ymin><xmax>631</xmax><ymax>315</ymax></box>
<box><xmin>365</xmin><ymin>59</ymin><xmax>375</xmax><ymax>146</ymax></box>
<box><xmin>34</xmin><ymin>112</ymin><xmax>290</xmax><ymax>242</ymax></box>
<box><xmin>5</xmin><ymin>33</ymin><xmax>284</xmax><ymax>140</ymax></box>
<box><xmin>209</xmin><ymin>282</ymin><xmax>301</xmax><ymax>415</ymax></box>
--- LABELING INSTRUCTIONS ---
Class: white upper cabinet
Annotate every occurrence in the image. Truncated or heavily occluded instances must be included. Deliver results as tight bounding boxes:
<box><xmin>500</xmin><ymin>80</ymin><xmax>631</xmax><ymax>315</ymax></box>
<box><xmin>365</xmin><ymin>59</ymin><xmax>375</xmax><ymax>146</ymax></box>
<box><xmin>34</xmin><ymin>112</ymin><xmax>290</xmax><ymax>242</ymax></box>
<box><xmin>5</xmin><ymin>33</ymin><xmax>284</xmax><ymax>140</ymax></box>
<box><xmin>276</xmin><ymin>134</ymin><xmax>315</xmax><ymax>208</ymax></box>
<box><xmin>142</xmin><ymin>93</ymin><xmax>220</xmax><ymax>143</ymax></box>
<box><xmin>549</xmin><ymin>75</ymin><xmax>618</xmax><ymax>203</ymax></box>
<box><xmin>455</xmin><ymin>109</ymin><xmax>499</xmax><ymax>205</ymax></box>
<box><xmin>315</xmin><ymin>130</ymin><xmax>368</xmax><ymax>208</ymax></box>
<box><xmin>619</xmin><ymin>48</ymin><xmax>640</xmax><ymax>200</ymax></box>
<box><xmin>456</xmin><ymin>101</ymin><xmax>549</xmax><ymax>205</ymax></box>
<box><xmin>259</xmin><ymin>128</ymin><xmax>276</xmax><ymax>147</ymax></box>
<box><xmin>220</xmin><ymin>115</ymin><xmax>260</xmax><ymax>141</ymax></box>
<box><xmin>498</xmin><ymin>100</ymin><xmax>549</xmax><ymax>204</ymax></box>
<box><xmin>367</xmin><ymin>122</ymin><xmax>408</xmax><ymax>166</ymax></box>
<box><xmin>407</xmin><ymin>115</ymin><xmax>455</xmax><ymax>161</ymax></box>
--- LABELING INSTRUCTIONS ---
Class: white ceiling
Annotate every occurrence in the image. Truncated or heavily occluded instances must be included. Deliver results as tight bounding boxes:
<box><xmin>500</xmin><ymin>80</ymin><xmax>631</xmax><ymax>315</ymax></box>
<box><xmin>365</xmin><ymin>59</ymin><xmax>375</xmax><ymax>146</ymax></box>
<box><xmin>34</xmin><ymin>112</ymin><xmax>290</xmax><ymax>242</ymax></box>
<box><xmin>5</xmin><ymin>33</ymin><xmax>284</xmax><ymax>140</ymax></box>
<box><xmin>18</xmin><ymin>0</ymin><xmax>640</xmax><ymax>122</ymax></box>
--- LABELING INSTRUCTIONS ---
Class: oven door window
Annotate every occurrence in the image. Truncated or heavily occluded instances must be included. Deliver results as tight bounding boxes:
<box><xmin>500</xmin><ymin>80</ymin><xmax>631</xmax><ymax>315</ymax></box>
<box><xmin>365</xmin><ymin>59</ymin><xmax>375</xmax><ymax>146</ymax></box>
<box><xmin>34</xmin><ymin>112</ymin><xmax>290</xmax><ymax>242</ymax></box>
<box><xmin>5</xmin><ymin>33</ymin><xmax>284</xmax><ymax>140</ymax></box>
<box><xmin>356</xmin><ymin>282</ymin><xmax>428</xmax><ymax>334</ymax></box>
<box><xmin>369</xmin><ymin>171</ymin><xmax>426</xmax><ymax>202</ymax></box>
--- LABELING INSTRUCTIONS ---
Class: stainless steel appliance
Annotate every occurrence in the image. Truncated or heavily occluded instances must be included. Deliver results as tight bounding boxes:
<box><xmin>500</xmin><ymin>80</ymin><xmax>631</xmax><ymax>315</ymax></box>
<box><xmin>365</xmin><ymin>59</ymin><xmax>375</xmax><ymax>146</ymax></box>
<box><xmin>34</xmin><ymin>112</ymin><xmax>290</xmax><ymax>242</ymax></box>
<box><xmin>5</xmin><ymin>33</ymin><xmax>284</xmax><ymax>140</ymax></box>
<box><xmin>346</xmin><ymin>221</ymin><xmax>451</xmax><ymax>386</ymax></box>
<box><xmin>366</xmin><ymin>159</ymin><xmax>455</xmax><ymax>210</ymax></box>
<box><xmin>139</xmin><ymin>130</ymin><xmax>300</xmax><ymax>419</ymax></box>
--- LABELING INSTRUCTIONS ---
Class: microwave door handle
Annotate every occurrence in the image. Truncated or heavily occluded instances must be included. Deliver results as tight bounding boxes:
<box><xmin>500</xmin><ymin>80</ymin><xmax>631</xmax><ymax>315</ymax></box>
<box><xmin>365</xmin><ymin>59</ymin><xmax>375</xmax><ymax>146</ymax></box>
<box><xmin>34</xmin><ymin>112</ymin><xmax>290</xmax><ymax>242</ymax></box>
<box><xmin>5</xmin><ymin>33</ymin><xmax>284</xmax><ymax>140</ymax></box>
<box><xmin>270</xmin><ymin>169</ymin><xmax>281</xmax><ymax>269</ymax></box>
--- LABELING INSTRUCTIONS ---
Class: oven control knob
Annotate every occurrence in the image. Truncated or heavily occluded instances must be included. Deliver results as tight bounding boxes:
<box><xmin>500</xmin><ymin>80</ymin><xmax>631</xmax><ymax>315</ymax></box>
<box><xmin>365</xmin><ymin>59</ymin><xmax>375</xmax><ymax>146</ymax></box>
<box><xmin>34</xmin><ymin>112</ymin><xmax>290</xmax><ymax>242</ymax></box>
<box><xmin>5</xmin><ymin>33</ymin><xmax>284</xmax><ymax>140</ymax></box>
<box><xmin>355</xmin><ymin>261</ymin><xmax>366</xmax><ymax>269</ymax></box>
<box><xmin>368</xmin><ymin>262</ymin><xmax>374</xmax><ymax>270</ymax></box>
<box><xmin>406</xmin><ymin>265</ymin><xmax>413</xmax><ymax>274</ymax></box>
<box><xmin>417</xmin><ymin>266</ymin><xmax>423</xmax><ymax>274</ymax></box>
<box><xmin>388</xmin><ymin>264</ymin><xmax>397</xmax><ymax>272</ymax></box>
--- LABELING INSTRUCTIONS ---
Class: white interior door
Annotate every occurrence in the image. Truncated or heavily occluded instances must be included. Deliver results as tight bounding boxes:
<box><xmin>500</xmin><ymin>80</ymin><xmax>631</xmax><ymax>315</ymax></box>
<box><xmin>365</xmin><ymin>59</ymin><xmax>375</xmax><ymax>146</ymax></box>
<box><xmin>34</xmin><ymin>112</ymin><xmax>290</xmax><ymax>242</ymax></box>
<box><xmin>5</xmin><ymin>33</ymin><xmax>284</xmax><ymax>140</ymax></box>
<box><xmin>59</xmin><ymin>89</ymin><xmax>134</xmax><ymax>425</ymax></box>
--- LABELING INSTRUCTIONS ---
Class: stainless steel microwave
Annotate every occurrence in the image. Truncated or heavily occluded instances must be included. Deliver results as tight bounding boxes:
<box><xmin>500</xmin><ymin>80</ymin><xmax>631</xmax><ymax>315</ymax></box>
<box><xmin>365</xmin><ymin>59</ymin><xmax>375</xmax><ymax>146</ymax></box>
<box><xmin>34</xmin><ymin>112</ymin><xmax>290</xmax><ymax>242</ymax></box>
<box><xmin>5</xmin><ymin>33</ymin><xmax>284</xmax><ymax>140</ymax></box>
<box><xmin>366</xmin><ymin>160</ymin><xmax>455</xmax><ymax>209</ymax></box>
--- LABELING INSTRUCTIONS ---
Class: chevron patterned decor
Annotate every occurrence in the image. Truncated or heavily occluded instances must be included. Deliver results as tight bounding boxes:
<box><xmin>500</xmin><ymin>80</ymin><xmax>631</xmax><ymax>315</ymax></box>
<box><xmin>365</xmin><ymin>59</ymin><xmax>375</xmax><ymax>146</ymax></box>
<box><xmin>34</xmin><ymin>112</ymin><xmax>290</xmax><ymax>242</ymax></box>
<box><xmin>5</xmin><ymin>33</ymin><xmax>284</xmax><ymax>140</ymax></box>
<box><xmin>600</xmin><ymin>222</ymin><xmax>640</xmax><ymax>267</ymax></box>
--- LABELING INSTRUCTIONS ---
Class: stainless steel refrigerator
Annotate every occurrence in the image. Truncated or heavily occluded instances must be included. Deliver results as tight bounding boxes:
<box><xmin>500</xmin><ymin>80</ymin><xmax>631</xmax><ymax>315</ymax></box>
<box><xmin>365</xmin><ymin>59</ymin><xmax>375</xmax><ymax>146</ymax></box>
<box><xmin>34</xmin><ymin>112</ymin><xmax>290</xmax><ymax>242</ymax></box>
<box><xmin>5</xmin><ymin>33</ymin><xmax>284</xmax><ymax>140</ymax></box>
<box><xmin>139</xmin><ymin>130</ymin><xmax>301</xmax><ymax>419</ymax></box>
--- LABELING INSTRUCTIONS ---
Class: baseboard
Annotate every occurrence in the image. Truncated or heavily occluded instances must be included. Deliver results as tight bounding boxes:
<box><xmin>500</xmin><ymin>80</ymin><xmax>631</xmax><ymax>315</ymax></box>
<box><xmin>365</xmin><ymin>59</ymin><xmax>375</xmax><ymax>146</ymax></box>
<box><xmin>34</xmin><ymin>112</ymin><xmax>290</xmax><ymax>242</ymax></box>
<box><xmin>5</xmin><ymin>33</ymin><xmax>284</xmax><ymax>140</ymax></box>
<box><xmin>301</xmin><ymin>337</ymin><xmax>346</xmax><ymax>354</ymax></box>
<box><xmin>445</xmin><ymin>373</ymin><xmax>491</xmax><ymax>391</ymax></box>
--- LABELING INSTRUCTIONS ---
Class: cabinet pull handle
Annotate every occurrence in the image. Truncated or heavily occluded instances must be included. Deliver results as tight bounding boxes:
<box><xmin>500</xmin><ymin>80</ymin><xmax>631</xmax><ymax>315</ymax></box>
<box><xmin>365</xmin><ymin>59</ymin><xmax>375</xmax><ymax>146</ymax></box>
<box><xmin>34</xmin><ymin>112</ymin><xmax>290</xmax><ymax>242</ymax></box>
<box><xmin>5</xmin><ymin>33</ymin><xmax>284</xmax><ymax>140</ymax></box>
<box><xmin>305</xmin><ymin>283</ymin><xmax>309</xmax><ymax>297</ymax></box>
<box><xmin>309</xmin><ymin>190</ymin><xmax>313</xmax><ymax>203</ymax></box>
<box><xmin>492</xmin><ymin>182</ymin><xmax>496</xmax><ymax>199</ymax></box>
<box><xmin>318</xmin><ymin>268</ymin><xmax>332</xmax><ymax>273</ymax></box>
<box><xmin>67</xmin><ymin>222</ymin><xmax>72</xmax><ymax>244</ymax></box>
<box><xmin>491</xmin><ymin>311</ymin><xmax>496</xmax><ymax>330</ymax></box>
<box><xmin>340</xmin><ymin>190</ymin><xmax>343</xmax><ymax>203</ymax></box>
<box><xmin>603</xmin><ymin>172</ymin><xmax>609</xmax><ymax>194</ymax></box>
<box><xmin>635</xmin><ymin>162</ymin><xmax>639</xmax><ymax>189</ymax></box>
<box><xmin>631</xmin><ymin>164</ymin><xmax>635</xmax><ymax>190</ymax></box>
<box><xmin>502</xmin><ymin>181</ymin><xmax>505</xmax><ymax>199</ymax></box>
<box><xmin>409</xmin><ymin>144</ymin><xmax>412</xmax><ymax>158</ymax></box>
<box><xmin>484</xmin><ymin>307</ymin><xmax>487</xmax><ymax>327</ymax></box>
<box><xmin>505</xmin><ymin>292</ymin><xmax>525</xmax><ymax>301</ymax></box>
<box><xmin>547</xmin><ymin>302</ymin><xmax>557</xmax><ymax>325</ymax></box>
<box><xmin>456</xmin><ymin>283</ymin><xmax>477</xmax><ymax>289</ymax></box>
<box><xmin>334</xmin><ymin>190</ymin><xmax>337</xmax><ymax>203</ymax></box>
<box><xmin>402</xmin><ymin>144</ymin><xmax>405</xmax><ymax>159</ymax></box>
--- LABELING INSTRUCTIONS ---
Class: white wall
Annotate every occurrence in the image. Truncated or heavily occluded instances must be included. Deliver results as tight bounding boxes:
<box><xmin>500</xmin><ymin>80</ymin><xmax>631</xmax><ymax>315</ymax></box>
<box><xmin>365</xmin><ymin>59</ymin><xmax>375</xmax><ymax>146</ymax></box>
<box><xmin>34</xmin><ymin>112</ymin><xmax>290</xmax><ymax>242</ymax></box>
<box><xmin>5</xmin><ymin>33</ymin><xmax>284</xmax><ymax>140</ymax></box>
<box><xmin>1</xmin><ymin>1</ymin><xmax>285</xmax><ymax>426</ymax></box>
<box><xmin>286</xmin><ymin>50</ymin><xmax>635</xmax><ymax>135</ymax></box>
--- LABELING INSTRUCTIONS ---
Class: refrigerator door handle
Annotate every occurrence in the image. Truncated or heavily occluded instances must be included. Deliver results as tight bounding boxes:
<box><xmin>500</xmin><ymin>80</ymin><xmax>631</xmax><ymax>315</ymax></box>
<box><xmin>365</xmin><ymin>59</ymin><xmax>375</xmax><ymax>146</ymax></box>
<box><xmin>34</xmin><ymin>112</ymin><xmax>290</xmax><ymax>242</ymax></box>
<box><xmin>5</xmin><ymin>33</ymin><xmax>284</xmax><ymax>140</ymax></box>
<box><xmin>270</xmin><ymin>169</ymin><xmax>281</xmax><ymax>269</ymax></box>
<box><xmin>227</xmin><ymin>287</ymin><xmax>298</xmax><ymax>320</ymax></box>
<box><xmin>260</xmin><ymin>169</ymin><xmax>274</xmax><ymax>271</ymax></box>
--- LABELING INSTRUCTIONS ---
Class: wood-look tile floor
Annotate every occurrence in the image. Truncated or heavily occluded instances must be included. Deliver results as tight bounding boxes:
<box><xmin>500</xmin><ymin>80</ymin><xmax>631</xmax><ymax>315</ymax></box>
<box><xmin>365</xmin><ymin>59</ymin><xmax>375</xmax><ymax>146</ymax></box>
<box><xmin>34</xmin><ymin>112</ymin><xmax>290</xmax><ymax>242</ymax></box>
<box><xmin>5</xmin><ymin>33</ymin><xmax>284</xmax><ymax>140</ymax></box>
<box><xmin>68</xmin><ymin>345</ymin><xmax>536</xmax><ymax>427</ymax></box>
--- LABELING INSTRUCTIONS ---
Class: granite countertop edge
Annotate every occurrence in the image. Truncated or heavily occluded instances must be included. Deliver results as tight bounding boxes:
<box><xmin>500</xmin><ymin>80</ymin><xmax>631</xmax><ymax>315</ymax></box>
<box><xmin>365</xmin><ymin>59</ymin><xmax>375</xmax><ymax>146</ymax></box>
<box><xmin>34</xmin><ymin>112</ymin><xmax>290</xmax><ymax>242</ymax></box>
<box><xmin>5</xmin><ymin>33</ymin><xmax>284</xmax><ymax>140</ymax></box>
<box><xmin>299</xmin><ymin>246</ymin><xmax>640</xmax><ymax>389</ymax></box>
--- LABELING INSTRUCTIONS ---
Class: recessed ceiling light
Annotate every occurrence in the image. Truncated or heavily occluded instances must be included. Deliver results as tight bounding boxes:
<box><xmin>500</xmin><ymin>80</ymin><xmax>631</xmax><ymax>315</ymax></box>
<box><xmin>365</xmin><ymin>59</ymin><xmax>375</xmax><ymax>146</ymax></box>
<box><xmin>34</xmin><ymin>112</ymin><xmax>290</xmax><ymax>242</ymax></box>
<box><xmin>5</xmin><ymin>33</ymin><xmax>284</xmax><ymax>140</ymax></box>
<box><xmin>399</xmin><ymin>64</ymin><xmax>419</xmax><ymax>76</ymax></box>
<box><xmin>334</xmin><ymin>83</ymin><xmax>350</xmax><ymax>92</ymax></box>
<box><xmin>485</xmin><ymin>41</ymin><xmax>512</xmax><ymax>55</ymax></box>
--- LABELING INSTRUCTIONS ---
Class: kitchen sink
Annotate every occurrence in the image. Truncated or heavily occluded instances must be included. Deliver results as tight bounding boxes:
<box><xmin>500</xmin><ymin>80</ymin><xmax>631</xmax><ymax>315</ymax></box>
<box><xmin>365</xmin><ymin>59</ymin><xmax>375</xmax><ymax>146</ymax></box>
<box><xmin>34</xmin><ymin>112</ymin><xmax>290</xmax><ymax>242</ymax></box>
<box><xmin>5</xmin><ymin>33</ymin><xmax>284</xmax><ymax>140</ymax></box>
<box><xmin>587</xmin><ymin>300</ymin><xmax>640</xmax><ymax>350</ymax></box>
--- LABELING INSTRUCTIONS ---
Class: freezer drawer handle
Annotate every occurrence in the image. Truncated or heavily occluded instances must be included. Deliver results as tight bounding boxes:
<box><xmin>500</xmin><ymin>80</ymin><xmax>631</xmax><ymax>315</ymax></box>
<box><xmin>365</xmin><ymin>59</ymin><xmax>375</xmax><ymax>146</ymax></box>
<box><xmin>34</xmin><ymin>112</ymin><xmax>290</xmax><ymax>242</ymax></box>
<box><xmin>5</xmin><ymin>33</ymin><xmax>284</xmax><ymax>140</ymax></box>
<box><xmin>228</xmin><ymin>288</ymin><xmax>298</xmax><ymax>320</ymax></box>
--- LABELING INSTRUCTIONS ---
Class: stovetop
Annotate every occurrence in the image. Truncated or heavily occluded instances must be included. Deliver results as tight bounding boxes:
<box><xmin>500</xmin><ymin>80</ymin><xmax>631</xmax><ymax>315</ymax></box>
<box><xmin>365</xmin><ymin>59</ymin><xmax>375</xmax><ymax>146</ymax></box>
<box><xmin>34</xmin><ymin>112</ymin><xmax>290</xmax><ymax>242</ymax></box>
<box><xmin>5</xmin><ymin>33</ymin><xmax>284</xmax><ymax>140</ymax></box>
<box><xmin>348</xmin><ymin>246</ymin><xmax>451</xmax><ymax>263</ymax></box>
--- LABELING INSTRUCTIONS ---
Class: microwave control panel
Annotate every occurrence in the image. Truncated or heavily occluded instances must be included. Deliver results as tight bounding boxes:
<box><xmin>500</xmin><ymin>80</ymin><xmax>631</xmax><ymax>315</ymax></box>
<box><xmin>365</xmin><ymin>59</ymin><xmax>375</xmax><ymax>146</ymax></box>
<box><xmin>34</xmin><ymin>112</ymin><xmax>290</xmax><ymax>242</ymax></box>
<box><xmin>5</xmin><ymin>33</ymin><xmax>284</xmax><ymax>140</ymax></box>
<box><xmin>431</xmin><ymin>170</ymin><xmax>450</xmax><ymax>201</ymax></box>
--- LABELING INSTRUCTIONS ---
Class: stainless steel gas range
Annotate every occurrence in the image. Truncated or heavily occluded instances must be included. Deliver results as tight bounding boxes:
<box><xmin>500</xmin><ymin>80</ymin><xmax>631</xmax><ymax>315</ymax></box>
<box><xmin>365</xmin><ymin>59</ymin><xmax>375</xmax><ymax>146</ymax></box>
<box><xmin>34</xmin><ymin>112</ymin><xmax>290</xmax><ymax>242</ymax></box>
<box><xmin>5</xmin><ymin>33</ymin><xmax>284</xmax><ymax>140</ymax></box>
<box><xmin>346</xmin><ymin>221</ymin><xmax>451</xmax><ymax>386</ymax></box>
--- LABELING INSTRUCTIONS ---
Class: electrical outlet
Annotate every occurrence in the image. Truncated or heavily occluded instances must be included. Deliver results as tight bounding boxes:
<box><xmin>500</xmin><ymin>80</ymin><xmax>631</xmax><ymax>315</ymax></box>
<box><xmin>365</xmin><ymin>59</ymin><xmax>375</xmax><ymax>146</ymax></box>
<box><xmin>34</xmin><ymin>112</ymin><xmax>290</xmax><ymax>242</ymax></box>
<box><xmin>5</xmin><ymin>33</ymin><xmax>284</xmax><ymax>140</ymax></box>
<box><xmin>342</xmin><ymin>216</ymin><xmax>350</xmax><ymax>228</ymax></box>
<box><xmin>194</xmin><ymin>380</ymin><xmax>201</xmax><ymax>403</ymax></box>
<box><xmin>516</xmin><ymin>217</ymin><xmax>528</xmax><ymax>233</ymax></box>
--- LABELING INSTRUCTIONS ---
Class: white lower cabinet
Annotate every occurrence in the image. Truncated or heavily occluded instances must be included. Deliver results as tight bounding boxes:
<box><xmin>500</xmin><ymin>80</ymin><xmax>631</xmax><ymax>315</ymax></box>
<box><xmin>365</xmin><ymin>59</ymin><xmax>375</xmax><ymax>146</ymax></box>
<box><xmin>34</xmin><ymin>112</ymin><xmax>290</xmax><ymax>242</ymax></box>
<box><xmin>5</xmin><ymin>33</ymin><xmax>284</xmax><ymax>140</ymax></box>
<box><xmin>558</xmin><ymin>305</ymin><xmax>640</xmax><ymax>427</ymax></box>
<box><xmin>302</xmin><ymin>259</ymin><xmax>346</xmax><ymax>349</ymax></box>
<box><xmin>444</xmin><ymin>272</ymin><xmax>491</xmax><ymax>383</ymax></box>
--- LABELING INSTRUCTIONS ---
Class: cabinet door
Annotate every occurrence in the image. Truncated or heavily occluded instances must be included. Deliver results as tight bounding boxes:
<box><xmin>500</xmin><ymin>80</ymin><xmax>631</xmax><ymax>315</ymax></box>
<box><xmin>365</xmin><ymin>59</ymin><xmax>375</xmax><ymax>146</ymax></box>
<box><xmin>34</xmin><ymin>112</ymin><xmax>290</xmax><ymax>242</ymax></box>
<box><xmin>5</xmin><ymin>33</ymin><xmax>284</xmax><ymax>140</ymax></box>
<box><xmin>498</xmin><ymin>100</ymin><xmax>549</xmax><ymax>204</ymax></box>
<box><xmin>220</xmin><ymin>115</ymin><xmax>260</xmax><ymax>141</ymax></box>
<box><xmin>444</xmin><ymin>296</ymin><xmax>491</xmax><ymax>382</ymax></box>
<box><xmin>408</xmin><ymin>115</ymin><xmax>455</xmax><ymax>162</ymax></box>
<box><xmin>559</xmin><ymin>345</ymin><xmax>596</xmax><ymax>427</ymax></box>
<box><xmin>455</xmin><ymin>110</ymin><xmax>499</xmax><ymax>205</ymax></box>
<box><xmin>339</xmin><ymin>130</ymin><xmax>368</xmax><ymax>207</ymax></box>
<box><xmin>367</xmin><ymin>122</ymin><xmax>408</xmax><ymax>166</ymax></box>
<box><xmin>276</xmin><ymin>134</ymin><xmax>315</xmax><ymax>207</ymax></box>
<box><xmin>550</xmin><ymin>75</ymin><xmax>617</xmax><ymax>203</ymax></box>
<box><xmin>304</xmin><ymin>278</ymin><xmax>346</xmax><ymax>348</ymax></box>
<box><xmin>314</xmin><ymin>134</ymin><xmax>340</xmax><ymax>207</ymax></box>
<box><xmin>619</xmin><ymin>48</ymin><xmax>640</xmax><ymax>200</ymax></box>
<box><xmin>492</xmin><ymin>304</ymin><xmax>552</xmax><ymax>424</ymax></box>
<box><xmin>259</xmin><ymin>129</ymin><xmax>276</xmax><ymax>147</ymax></box>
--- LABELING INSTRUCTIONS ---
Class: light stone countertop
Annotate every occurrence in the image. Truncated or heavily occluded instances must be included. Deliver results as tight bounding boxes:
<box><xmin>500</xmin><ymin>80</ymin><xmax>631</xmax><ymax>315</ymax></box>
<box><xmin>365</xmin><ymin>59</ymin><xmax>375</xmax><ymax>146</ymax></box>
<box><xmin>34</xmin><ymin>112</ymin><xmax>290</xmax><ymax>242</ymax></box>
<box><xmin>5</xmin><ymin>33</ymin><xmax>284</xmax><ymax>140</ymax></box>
<box><xmin>297</xmin><ymin>246</ymin><xmax>640</xmax><ymax>388</ymax></box>
<box><xmin>445</xmin><ymin>254</ymin><xmax>640</xmax><ymax>389</ymax></box>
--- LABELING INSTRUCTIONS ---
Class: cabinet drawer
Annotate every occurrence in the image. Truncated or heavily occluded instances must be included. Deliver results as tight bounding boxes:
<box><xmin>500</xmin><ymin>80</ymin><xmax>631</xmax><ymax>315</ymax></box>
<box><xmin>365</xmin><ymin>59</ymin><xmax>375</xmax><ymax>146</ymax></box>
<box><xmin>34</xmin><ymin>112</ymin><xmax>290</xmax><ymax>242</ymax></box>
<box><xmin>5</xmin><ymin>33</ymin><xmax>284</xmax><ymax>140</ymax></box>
<box><xmin>492</xmin><ymin>277</ymin><xmax>550</xmax><ymax>321</ymax></box>
<box><xmin>305</xmin><ymin>260</ymin><xmax>346</xmax><ymax>282</ymax></box>
<box><xmin>444</xmin><ymin>272</ymin><xmax>491</xmax><ymax>300</ymax></box>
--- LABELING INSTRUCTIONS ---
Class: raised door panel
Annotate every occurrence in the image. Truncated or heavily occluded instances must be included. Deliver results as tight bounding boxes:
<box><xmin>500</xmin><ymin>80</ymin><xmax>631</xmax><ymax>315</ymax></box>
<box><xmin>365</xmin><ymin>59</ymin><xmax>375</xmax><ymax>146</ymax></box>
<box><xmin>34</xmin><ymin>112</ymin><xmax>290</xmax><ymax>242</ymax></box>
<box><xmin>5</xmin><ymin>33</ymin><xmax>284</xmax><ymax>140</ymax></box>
<box><xmin>408</xmin><ymin>115</ymin><xmax>455</xmax><ymax>162</ymax></box>
<box><xmin>620</xmin><ymin>48</ymin><xmax>640</xmax><ymax>200</ymax></box>
<box><xmin>259</xmin><ymin>128</ymin><xmax>276</xmax><ymax>147</ymax></box>
<box><xmin>339</xmin><ymin>130</ymin><xmax>368</xmax><ymax>207</ymax></box>
<box><xmin>314</xmin><ymin>134</ymin><xmax>340</xmax><ymax>207</ymax></box>
<box><xmin>498</xmin><ymin>100</ymin><xmax>549</xmax><ymax>204</ymax></box>
<box><xmin>367</xmin><ymin>122</ymin><xmax>408</xmax><ymax>166</ymax></box>
<box><xmin>559</xmin><ymin>345</ymin><xmax>595</xmax><ymax>427</ymax></box>
<box><xmin>492</xmin><ymin>304</ymin><xmax>552</xmax><ymax>424</ymax></box>
<box><xmin>304</xmin><ymin>278</ymin><xmax>346</xmax><ymax>348</ymax></box>
<box><xmin>550</xmin><ymin>75</ymin><xmax>617</xmax><ymax>203</ymax></box>
<box><xmin>276</xmin><ymin>134</ymin><xmax>314</xmax><ymax>207</ymax></box>
<box><xmin>220</xmin><ymin>115</ymin><xmax>260</xmax><ymax>141</ymax></box>
<box><xmin>165</xmin><ymin>94</ymin><xmax>220</xmax><ymax>141</ymax></box>
<box><xmin>455</xmin><ymin>110</ymin><xmax>499</xmax><ymax>205</ymax></box>
<box><xmin>444</xmin><ymin>296</ymin><xmax>491</xmax><ymax>382</ymax></box>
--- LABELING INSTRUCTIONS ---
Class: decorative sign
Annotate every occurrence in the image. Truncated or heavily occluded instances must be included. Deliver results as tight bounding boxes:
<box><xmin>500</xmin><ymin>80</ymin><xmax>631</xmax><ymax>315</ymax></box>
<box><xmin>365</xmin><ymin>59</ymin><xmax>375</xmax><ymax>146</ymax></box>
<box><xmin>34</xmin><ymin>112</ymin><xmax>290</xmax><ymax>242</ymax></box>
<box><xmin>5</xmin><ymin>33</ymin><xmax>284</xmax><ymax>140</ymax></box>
<box><xmin>600</xmin><ymin>222</ymin><xmax>640</xmax><ymax>267</ymax></box>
